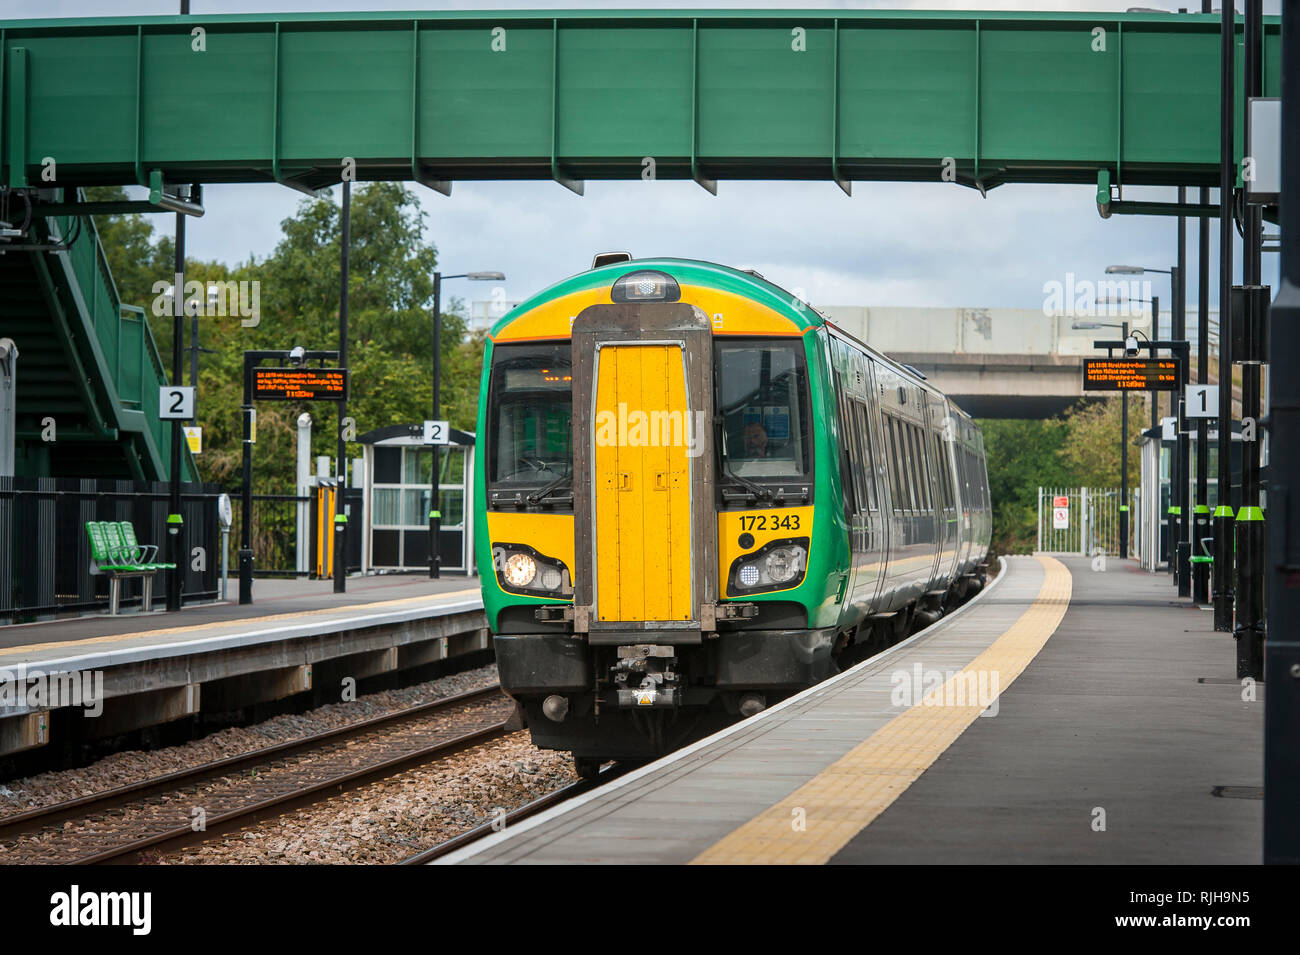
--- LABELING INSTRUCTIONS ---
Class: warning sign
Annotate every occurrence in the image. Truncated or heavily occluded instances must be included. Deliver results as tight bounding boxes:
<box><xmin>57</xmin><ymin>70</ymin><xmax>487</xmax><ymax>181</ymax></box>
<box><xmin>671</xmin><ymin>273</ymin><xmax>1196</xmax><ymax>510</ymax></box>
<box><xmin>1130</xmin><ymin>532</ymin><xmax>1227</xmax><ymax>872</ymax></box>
<box><xmin>1053</xmin><ymin>507</ymin><xmax>1069</xmax><ymax>530</ymax></box>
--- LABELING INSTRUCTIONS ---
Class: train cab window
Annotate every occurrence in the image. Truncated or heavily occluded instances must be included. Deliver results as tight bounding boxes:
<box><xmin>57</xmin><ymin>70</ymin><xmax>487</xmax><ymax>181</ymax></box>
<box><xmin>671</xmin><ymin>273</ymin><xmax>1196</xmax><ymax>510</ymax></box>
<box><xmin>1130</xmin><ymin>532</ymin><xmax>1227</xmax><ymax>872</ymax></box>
<box><xmin>486</xmin><ymin>343</ymin><xmax>573</xmax><ymax>492</ymax></box>
<box><xmin>716</xmin><ymin>341</ymin><xmax>811</xmax><ymax>481</ymax></box>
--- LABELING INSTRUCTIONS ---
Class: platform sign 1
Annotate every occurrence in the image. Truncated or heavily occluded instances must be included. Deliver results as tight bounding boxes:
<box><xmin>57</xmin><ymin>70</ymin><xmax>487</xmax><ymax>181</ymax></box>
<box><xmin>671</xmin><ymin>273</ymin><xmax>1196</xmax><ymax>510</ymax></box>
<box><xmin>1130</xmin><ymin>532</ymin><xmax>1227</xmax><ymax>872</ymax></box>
<box><xmin>423</xmin><ymin>419</ymin><xmax>450</xmax><ymax>445</ymax></box>
<box><xmin>1185</xmin><ymin>384</ymin><xmax>1219</xmax><ymax>418</ymax></box>
<box><xmin>1082</xmin><ymin>358</ymin><xmax>1180</xmax><ymax>392</ymax></box>
<box><xmin>252</xmin><ymin>367</ymin><xmax>349</xmax><ymax>401</ymax></box>
<box><xmin>159</xmin><ymin>385</ymin><xmax>195</xmax><ymax>419</ymax></box>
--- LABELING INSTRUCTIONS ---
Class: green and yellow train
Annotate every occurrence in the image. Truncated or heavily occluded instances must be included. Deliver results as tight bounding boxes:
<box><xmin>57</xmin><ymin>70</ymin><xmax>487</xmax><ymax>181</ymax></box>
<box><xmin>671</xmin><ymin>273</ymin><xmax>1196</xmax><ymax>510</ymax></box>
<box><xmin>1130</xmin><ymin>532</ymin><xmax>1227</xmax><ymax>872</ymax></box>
<box><xmin>474</xmin><ymin>256</ymin><xmax>990</xmax><ymax>774</ymax></box>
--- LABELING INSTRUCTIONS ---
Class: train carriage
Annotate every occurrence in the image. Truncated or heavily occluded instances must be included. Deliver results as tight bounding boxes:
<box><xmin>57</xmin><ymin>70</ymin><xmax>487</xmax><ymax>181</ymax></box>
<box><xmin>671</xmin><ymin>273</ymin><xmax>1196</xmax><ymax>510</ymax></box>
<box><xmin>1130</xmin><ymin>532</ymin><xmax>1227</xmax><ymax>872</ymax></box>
<box><xmin>475</xmin><ymin>256</ymin><xmax>990</xmax><ymax>773</ymax></box>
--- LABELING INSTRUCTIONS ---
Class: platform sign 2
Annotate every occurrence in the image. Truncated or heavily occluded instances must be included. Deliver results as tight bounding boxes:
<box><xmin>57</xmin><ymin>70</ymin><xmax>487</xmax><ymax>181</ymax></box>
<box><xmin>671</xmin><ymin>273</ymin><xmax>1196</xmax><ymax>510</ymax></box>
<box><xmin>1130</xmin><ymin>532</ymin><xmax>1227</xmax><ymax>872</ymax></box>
<box><xmin>423</xmin><ymin>419</ymin><xmax>450</xmax><ymax>445</ymax></box>
<box><xmin>1185</xmin><ymin>384</ymin><xmax>1219</xmax><ymax>418</ymax></box>
<box><xmin>158</xmin><ymin>385</ymin><xmax>195</xmax><ymax>419</ymax></box>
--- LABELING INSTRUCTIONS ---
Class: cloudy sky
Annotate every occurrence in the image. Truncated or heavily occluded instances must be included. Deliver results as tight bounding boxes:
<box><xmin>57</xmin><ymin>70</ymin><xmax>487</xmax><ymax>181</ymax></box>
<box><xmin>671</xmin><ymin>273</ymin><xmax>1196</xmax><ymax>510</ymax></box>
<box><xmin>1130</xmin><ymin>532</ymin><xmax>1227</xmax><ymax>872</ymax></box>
<box><xmin>5</xmin><ymin>0</ymin><xmax>1281</xmax><ymax>315</ymax></box>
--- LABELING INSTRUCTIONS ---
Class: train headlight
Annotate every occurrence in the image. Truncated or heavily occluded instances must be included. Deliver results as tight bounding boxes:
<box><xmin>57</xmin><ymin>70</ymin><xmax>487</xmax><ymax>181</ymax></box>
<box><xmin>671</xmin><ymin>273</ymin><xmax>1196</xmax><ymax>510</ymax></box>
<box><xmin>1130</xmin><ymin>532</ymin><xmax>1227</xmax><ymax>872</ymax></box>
<box><xmin>765</xmin><ymin>547</ymin><xmax>802</xmax><ymax>584</ymax></box>
<box><xmin>728</xmin><ymin>538</ymin><xmax>809</xmax><ymax>594</ymax></box>
<box><xmin>503</xmin><ymin>552</ymin><xmax>537</xmax><ymax>588</ymax></box>
<box><xmin>611</xmin><ymin>270</ymin><xmax>681</xmax><ymax>303</ymax></box>
<box><xmin>494</xmin><ymin>545</ymin><xmax>572</xmax><ymax>596</ymax></box>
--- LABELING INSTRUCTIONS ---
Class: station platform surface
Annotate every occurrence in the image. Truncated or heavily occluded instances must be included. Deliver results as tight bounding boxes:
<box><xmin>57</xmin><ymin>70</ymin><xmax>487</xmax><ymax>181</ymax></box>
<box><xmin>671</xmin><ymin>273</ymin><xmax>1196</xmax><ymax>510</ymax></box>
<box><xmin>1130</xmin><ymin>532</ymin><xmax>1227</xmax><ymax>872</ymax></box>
<box><xmin>444</xmin><ymin>555</ymin><xmax>1262</xmax><ymax>865</ymax></box>
<box><xmin>0</xmin><ymin>574</ymin><xmax>482</xmax><ymax>671</ymax></box>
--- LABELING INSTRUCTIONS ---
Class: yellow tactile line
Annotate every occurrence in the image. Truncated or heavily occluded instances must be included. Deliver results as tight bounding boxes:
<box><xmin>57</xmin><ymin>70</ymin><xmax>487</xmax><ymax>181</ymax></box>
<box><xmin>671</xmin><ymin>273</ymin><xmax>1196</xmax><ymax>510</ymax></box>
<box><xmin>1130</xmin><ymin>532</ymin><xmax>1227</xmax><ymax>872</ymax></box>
<box><xmin>690</xmin><ymin>555</ymin><xmax>1072</xmax><ymax>865</ymax></box>
<box><xmin>0</xmin><ymin>588</ymin><xmax>481</xmax><ymax>657</ymax></box>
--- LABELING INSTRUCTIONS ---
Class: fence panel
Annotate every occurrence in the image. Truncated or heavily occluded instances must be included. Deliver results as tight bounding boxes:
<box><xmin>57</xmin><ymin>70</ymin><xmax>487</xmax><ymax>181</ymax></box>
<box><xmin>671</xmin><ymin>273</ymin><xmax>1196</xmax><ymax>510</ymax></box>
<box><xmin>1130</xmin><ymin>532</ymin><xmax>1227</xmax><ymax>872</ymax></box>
<box><xmin>0</xmin><ymin>477</ymin><xmax>220</xmax><ymax>622</ymax></box>
<box><xmin>1037</xmin><ymin>485</ymin><xmax>1140</xmax><ymax>557</ymax></box>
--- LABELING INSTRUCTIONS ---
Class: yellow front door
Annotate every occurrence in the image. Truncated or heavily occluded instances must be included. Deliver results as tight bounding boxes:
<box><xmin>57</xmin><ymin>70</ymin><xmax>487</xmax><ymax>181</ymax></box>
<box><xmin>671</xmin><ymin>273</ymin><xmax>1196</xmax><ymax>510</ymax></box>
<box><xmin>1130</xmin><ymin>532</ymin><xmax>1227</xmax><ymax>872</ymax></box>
<box><xmin>593</xmin><ymin>343</ymin><xmax>693</xmax><ymax>623</ymax></box>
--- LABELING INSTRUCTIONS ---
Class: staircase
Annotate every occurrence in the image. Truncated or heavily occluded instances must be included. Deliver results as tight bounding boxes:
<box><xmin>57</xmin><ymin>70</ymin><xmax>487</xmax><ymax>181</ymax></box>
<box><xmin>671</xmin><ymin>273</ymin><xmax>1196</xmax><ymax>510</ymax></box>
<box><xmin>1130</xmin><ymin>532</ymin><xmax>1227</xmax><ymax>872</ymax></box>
<box><xmin>0</xmin><ymin>200</ymin><xmax>195</xmax><ymax>480</ymax></box>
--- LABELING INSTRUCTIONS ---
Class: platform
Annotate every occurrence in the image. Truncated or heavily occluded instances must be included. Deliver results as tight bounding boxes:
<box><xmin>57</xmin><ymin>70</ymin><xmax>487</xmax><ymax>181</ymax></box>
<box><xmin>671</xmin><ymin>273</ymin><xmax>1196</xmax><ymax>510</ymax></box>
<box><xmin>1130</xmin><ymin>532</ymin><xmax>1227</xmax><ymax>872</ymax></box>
<box><xmin>443</xmin><ymin>555</ymin><xmax>1262</xmax><ymax>865</ymax></box>
<box><xmin>0</xmin><ymin>575</ymin><xmax>488</xmax><ymax>757</ymax></box>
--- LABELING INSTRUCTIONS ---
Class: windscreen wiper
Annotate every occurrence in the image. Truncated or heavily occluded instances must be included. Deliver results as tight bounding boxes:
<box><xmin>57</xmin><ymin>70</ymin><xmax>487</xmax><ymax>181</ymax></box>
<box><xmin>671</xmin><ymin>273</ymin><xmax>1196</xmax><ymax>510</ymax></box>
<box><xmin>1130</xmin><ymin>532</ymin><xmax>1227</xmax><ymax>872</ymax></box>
<box><xmin>526</xmin><ymin>472</ymin><xmax>574</xmax><ymax>506</ymax></box>
<box><xmin>720</xmin><ymin>460</ymin><xmax>774</xmax><ymax>505</ymax></box>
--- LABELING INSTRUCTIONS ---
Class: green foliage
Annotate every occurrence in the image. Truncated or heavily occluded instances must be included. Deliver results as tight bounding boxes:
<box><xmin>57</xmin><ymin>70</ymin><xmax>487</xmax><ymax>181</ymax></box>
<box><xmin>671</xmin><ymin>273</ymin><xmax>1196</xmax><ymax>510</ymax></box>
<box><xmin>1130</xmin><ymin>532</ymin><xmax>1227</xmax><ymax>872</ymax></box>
<box><xmin>979</xmin><ymin>395</ymin><xmax>1148</xmax><ymax>556</ymax></box>
<box><xmin>88</xmin><ymin>182</ymin><xmax>485</xmax><ymax>501</ymax></box>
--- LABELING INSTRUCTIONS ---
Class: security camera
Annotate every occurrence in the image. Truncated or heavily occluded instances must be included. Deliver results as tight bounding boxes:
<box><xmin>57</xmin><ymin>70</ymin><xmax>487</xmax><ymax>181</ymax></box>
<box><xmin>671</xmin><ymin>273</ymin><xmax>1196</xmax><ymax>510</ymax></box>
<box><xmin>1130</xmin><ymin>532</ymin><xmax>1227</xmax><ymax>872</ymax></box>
<box><xmin>1124</xmin><ymin>336</ymin><xmax>1139</xmax><ymax>358</ymax></box>
<box><xmin>288</xmin><ymin>346</ymin><xmax>306</xmax><ymax>367</ymax></box>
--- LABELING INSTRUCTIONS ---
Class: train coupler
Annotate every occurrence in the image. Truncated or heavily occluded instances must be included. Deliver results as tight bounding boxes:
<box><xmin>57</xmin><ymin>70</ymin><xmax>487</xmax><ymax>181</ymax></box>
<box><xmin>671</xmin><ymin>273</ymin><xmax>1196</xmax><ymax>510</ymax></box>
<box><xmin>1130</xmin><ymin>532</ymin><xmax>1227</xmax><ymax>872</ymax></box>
<box><xmin>611</xmin><ymin>645</ymin><xmax>681</xmax><ymax>708</ymax></box>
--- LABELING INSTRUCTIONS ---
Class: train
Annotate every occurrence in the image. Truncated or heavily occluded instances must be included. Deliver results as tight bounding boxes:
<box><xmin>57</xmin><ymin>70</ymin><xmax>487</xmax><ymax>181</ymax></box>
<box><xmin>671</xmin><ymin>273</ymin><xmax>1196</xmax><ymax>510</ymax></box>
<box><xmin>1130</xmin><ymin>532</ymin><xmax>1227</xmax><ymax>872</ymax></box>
<box><xmin>473</xmin><ymin>256</ymin><xmax>991</xmax><ymax>775</ymax></box>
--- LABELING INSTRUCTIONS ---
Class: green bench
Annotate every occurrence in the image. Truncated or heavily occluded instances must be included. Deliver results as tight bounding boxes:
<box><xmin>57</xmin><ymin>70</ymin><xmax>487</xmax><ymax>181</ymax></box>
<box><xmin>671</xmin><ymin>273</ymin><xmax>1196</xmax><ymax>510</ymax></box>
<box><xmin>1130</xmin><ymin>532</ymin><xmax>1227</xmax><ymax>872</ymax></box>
<box><xmin>85</xmin><ymin>521</ymin><xmax>176</xmax><ymax>614</ymax></box>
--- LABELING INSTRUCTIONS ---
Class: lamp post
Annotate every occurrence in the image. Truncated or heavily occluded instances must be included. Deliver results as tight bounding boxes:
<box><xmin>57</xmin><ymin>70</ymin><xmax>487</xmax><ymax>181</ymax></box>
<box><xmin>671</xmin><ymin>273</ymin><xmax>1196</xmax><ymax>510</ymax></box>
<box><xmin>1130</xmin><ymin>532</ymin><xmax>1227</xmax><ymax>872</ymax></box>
<box><xmin>1072</xmin><ymin>319</ymin><xmax>1132</xmax><ymax>559</ymax></box>
<box><xmin>428</xmin><ymin>271</ymin><xmax>505</xmax><ymax>579</ymax></box>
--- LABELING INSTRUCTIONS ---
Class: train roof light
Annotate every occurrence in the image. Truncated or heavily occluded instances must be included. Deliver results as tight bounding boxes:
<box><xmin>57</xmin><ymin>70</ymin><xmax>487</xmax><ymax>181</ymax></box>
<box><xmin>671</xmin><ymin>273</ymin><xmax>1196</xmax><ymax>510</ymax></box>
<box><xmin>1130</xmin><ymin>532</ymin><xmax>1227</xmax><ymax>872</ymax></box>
<box><xmin>611</xmin><ymin>269</ymin><xmax>681</xmax><ymax>303</ymax></box>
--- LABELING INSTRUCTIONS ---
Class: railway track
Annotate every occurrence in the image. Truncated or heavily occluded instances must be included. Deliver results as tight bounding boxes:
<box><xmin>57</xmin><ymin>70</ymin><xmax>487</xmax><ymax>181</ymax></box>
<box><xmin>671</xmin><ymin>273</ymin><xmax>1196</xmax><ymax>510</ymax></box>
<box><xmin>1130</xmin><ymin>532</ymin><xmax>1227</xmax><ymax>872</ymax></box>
<box><xmin>0</xmin><ymin>684</ymin><xmax>514</xmax><ymax>865</ymax></box>
<box><xmin>398</xmin><ymin>762</ymin><xmax>624</xmax><ymax>865</ymax></box>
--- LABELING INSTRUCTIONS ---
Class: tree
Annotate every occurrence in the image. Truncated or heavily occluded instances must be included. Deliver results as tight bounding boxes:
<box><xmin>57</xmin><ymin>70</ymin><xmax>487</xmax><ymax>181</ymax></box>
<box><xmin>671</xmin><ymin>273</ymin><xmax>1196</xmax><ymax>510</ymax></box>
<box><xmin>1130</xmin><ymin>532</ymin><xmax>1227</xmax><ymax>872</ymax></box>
<box><xmin>87</xmin><ymin>182</ymin><xmax>485</xmax><ymax>497</ymax></box>
<box><xmin>1056</xmin><ymin>396</ymin><xmax>1145</xmax><ymax>489</ymax></box>
<box><xmin>979</xmin><ymin>395</ymin><xmax>1150</xmax><ymax>556</ymax></box>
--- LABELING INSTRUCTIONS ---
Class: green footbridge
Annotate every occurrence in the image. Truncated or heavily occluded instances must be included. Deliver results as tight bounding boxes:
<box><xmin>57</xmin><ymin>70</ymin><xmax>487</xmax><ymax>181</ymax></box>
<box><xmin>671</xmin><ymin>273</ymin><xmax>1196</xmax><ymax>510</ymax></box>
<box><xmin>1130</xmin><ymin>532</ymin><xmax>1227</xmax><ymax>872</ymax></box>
<box><xmin>0</xmin><ymin>9</ymin><xmax>1280</xmax><ymax>479</ymax></box>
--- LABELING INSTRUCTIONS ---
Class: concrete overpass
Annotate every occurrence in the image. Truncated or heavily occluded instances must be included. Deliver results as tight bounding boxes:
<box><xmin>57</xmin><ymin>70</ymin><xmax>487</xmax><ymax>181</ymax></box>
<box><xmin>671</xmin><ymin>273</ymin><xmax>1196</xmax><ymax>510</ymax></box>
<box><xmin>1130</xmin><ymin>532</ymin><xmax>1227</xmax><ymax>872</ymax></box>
<box><xmin>817</xmin><ymin>304</ymin><xmax>1221</xmax><ymax>419</ymax></box>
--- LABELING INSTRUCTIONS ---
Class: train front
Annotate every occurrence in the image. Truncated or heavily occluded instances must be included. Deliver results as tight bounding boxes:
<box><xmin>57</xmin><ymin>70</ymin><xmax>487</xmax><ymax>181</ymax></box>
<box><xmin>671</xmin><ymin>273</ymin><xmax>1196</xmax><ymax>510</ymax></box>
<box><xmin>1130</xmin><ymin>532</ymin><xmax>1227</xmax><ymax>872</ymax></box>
<box><xmin>474</xmin><ymin>260</ymin><xmax>841</xmax><ymax>769</ymax></box>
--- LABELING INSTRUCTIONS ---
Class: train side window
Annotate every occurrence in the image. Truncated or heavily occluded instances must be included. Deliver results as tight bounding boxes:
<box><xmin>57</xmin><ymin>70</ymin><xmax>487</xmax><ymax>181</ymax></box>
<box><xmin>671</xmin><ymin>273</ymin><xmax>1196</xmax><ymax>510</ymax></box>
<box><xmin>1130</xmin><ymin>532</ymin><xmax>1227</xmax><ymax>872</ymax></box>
<box><xmin>885</xmin><ymin>416</ymin><xmax>904</xmax><ymax>513</ymax></box>
<box><xmin>847</xmin><ymin>402</ymin><xmax>868</xmax><ymax>514</ymax></box>
<box><xmin>906</xmin><ymin>425</ymin><xmax>924</xmax><ymax>510</ymax></box>
<box><xmin>854</xmin><ymin>402</ymin><xmax>878</xmax><ymax>511</ymax></box>
<box><xmin>906</xmin><ymin>423</ymin><xmax>921</xmax><ymax>511</ymax></box>
<box><xmin>920</xmin><ymin>427</ymin><xmax>934</xmax><ymax>510</ymax></box>
<box><xmin>894</xmin><ymin>417</ymin><xmax>912</xmax><ymax>512</ymax></box>
<box><xmin>938</xmin><ymin>433</ymin><xmax>954</xmax><ymax>508</ymax></box>
<box><xmin>834</xmin><ymin>385</ymin><xmax>860</xmax><ymax>515</ymax></box>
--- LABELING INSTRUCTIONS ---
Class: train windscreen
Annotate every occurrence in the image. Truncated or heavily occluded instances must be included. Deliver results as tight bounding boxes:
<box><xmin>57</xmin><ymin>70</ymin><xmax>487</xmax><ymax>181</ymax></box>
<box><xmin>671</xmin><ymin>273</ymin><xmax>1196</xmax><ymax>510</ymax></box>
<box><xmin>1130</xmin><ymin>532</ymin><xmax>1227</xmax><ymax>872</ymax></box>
<box><xmin>487</xmin><ymin>343</ymin><xmax>573</xmax><ymax>489</ymax></box>
<box><xmin>715</xmin><ymin>340</ymin><xmax>811</xmax><ymax>480</ymax></box>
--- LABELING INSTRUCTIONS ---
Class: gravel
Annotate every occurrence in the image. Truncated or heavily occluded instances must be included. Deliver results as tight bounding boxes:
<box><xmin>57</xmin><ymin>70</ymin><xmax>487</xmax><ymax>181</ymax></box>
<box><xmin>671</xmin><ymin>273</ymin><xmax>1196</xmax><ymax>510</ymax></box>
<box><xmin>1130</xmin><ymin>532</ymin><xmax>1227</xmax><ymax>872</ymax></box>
<box><xmin>0</xmin><ymin>664</ymin><xmax>501</xmax><ymax>818</ymax></box>
<box><xmin>158</xmin><ymin>731</ymin><xmax>576</xmax><ymax>864</ymax></box>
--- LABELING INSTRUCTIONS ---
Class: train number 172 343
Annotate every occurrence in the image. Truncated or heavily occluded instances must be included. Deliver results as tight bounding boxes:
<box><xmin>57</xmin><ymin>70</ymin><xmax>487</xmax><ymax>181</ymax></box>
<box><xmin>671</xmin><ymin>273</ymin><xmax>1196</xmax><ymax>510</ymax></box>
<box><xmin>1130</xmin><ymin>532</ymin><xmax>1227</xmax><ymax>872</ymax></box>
<box><xmin>738</xmin><ymin>513</ymin><xmax>801</xmax><ymax>532</ymax></box>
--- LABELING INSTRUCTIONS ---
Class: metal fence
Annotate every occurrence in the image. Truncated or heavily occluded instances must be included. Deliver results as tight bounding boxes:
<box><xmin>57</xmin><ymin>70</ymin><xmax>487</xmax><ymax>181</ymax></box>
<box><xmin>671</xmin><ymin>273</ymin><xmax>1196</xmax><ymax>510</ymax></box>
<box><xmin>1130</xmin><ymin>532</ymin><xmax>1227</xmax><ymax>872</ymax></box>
<box><xmin>0</xmin><ymin>476</ymin><xmax>220</xmax><ymax>622</ymax></box>
<box><xmin>226</xmin><ymin>487</ymin><xmax>362</xmax><ymax>579</ymax></box>
<box><xmin>1036</xmin><ymin>486</ymin><xmax>1140</xmax><ymax>557</ymax></box>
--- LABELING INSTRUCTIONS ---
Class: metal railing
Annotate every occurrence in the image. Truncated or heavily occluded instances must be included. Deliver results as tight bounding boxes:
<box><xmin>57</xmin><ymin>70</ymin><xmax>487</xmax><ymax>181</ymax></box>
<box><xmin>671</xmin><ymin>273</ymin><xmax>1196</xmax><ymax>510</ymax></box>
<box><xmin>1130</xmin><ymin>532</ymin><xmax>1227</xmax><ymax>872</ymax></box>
<box><xmin>1036</xmin><ymin>486</ymin><xmax>1140</xmax><ymax>557</ymax></box>
<box><xmin>0</xmin><ymin>476</ymin><xmax>220</xmax><ymax>622</ymax></box>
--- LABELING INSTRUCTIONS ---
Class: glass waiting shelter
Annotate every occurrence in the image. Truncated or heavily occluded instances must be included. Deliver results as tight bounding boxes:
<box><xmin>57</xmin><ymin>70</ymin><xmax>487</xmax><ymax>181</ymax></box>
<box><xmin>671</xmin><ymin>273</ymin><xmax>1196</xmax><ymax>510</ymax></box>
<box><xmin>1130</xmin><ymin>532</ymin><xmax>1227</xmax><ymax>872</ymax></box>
<box><xmin>358</xmin><ymin>424</ymin><xmax>476</xmax><ymax>574</ymax></box>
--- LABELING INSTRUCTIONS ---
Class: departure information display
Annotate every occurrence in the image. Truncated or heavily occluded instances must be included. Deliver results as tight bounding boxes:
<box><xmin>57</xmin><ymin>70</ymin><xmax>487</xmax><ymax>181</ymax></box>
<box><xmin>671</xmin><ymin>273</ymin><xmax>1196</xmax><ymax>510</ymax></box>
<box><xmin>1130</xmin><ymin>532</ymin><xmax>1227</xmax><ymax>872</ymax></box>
<box><xmin>1082</xmin><ymin>358</ymin><xmax>1180</xmax><ymax>392</ymax></box>
<box><xmin>253</xmin><ymin>367</ymin><xmax>349</xmax><ymax>401</ymax></box>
